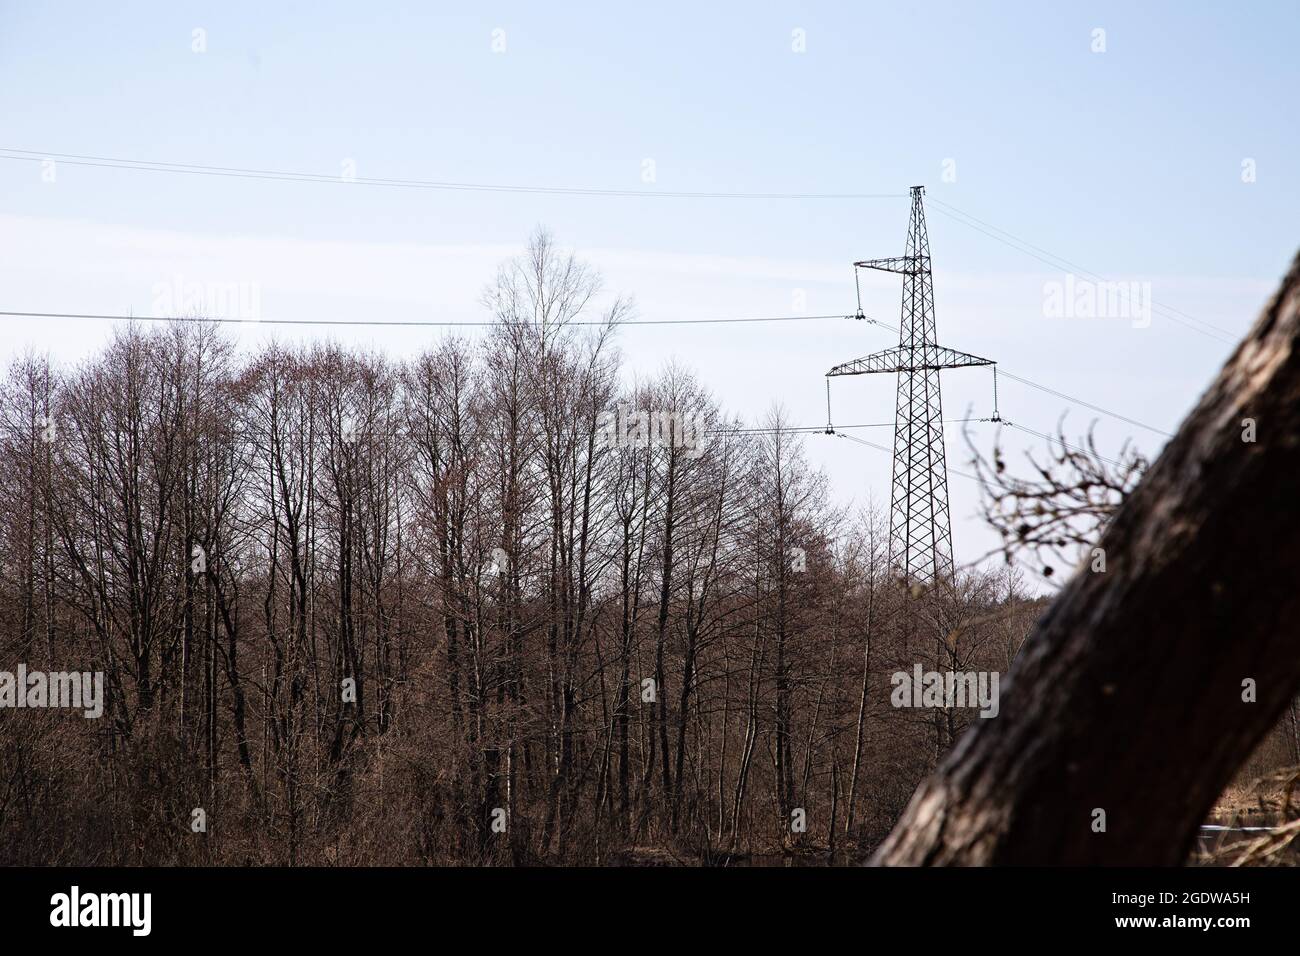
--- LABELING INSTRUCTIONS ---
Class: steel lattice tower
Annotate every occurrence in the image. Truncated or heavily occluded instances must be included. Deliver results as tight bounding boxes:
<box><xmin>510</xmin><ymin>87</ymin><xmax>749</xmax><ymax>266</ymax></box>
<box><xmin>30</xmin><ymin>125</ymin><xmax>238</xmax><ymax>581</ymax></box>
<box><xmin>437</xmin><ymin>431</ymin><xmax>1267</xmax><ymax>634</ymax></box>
<box><xmin>828</xmin><ymin>186</ymin><xmax>994</xmax><ymax>584</ymax></box>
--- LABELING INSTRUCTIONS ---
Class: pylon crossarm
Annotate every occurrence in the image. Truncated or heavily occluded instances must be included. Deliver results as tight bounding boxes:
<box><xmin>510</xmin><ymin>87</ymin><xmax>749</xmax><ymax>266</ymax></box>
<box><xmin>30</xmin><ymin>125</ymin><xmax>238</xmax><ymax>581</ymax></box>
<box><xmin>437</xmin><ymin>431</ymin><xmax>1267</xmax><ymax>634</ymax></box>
<box><xmin>854</xmin><ymin>256</ymin><xmax>930</xmax><ymax>275</ymax></box>
<box><xmin>826</xmin><ymin>344</ymin><xmax>995</xmax><ymax>377</ymax></box>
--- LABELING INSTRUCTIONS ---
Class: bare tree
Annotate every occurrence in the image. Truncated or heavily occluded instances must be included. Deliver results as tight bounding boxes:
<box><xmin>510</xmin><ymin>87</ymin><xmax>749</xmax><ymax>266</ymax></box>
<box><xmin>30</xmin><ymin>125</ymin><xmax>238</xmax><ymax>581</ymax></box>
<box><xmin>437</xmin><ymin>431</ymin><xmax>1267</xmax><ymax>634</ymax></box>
<box><xmin>967</xmin><ymin>419</ymin><xmax>1146</xmax><ymax>582</ymax></box>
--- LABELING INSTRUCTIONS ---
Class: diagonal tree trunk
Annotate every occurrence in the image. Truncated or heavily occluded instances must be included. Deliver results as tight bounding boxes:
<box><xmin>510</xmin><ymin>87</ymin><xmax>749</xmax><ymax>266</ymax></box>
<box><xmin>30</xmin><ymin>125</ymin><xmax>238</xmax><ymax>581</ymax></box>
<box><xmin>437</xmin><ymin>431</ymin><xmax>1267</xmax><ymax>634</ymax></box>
<box><xmin>874</xmin><ymin>251</ymin><xmax>1300</xmax><ymax>866</ymax></box>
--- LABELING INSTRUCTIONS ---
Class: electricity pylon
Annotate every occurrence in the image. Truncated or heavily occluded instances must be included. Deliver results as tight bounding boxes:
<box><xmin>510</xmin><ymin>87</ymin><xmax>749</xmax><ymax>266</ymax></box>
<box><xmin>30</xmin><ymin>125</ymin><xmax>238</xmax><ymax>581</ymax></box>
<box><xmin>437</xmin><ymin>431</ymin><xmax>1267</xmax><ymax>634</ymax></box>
<box><xmin>828</xmin><ymin>186</ymin><xmax>994</xmax><ymax>584</ymax></box>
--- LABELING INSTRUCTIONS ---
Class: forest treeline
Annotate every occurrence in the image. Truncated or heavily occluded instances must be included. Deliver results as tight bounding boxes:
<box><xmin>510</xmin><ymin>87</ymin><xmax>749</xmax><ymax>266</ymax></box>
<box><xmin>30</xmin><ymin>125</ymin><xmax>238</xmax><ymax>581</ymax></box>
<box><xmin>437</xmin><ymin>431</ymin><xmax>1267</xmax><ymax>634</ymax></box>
<box><xmin>2</xmin><ymin>234</ymin><xmax>1281</xmax><ymax>866</ymax></box>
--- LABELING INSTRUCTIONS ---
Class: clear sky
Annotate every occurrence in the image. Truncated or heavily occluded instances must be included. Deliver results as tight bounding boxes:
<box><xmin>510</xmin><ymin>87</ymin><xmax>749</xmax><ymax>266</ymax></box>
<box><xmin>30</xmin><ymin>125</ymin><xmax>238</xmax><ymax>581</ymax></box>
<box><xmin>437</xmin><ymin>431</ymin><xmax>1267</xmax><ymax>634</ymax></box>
<box><xmin>1</xmin><ymin>1</ymin><xmax>1296</xmax><ymax>582</ymax></box>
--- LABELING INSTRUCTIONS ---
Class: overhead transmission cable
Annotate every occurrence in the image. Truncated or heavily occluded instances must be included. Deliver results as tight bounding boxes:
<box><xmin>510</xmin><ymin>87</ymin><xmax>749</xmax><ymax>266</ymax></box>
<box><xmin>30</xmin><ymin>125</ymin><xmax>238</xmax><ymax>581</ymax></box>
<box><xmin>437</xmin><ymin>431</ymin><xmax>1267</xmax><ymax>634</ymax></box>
<box><xmin>835</xmin><ymin>431</ymin><xmax>983</xmax><ymax>484</ymax></box>
<box><xmin>0</xmin><ymin>306</ymin><xmax>1175</xmax><ymax>436</ymax></box>
<box><xmin>928</xmin><ymin>197</ymin><xmax>1239</xmax><ymax>346</ymax></box>
<box><xmin>848</xmin><ymin>311</ymin><xmax>1171</xmax><ymax>438</ymax></box>
<box><xmin>0</xmin><ymin>148</ymin><xmax>906</xmax><ymax>201</ymax></box>
<box><xmin>0</xmin><ymin>309</ymin><xmax>839</xmax><ymax>328</ymax></box>
<box><xmin>930</xmin><ymin>196</ymin><xmax>1236</xmax><ymax>339</ymax></box>
<box><xmin>1</xmin><ymin>145</ymin><xmax>1239</xmax><ymax>347</ymax></box>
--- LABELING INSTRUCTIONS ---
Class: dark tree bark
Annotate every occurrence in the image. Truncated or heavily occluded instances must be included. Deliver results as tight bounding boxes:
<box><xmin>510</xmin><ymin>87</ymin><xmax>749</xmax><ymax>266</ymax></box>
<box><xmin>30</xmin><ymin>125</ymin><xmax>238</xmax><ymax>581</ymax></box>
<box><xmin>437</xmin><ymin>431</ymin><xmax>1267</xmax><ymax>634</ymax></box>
<box><xmin>873</xmin><ymin>251</ymin><xmax>1300</xmax><ymax>866</ymax></box>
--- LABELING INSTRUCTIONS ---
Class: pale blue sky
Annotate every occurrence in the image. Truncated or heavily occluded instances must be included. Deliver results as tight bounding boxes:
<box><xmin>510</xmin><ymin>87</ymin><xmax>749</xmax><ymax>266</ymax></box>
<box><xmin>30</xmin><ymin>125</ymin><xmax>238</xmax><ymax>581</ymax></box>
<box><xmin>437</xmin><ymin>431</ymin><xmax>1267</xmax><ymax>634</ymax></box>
<box><xmin>1</xmin><ymin>1</ymin><xmax>1296</xmax><ymax>579</ymax></box>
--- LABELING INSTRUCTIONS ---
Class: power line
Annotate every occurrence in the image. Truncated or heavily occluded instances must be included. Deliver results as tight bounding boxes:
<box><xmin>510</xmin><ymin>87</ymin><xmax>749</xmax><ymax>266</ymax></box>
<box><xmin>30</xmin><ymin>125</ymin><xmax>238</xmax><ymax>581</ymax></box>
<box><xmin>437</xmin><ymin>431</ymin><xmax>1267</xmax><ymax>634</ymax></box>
<box><xmin>717</xmin><ymin>417</ymin><xmax>984</xmax><ymax>436</ymax></box>
<box><xmin>0</xmin><ymin>150</ymin><xmax>1205</xmax><ymax>437</ymax></box>
<box><xmin>836</xmin><ymin>431</ymin><xmax>983</xmax><ymax>484</ymax></box>
<box><xmin>928</xmin><ymin>197</ymin><xmax>1240</xmax><ymax>346</ymax></box>
<box><xmin>1</xmin><ymin>307</ymin><xmax>1175</xmax><ymax>436</ymax></box>
<box><xmin>2</xmin><ymin>146</ymin><xmax>1232</xmax><ymax>342</ymax></box>
<box><xmin>0</xmin><ymin>418</ymin><xmax>978</xmax><ymax>439</ymax></box>
<box><xmin>0</xmin><ymin>148</ymin><xmax>906</xmax><ymax>201</ymax></box>
<box><xmin>931</xmin><ymin>196</ymin><xmax>1234</xmax><ymax>338</ymax></box>
<box><xmin>0</xmin><ymin>417</ymin><xmax>1111</xmax><ymax>477</ymax></box>
<box><xmin>851</xmin><ymin>312</ymin><xmax>1172</xmax><ymax>438</ymax></box>
<box><xmin>994</xmin><ymin>369</ymin><xmax>1172</xmax><ymax>438</ymax></box>
<box><xmin>0</xmin><ymin>310</ymin><xmax>843</xmax><ymax>328</ymax></box>
<box><xmin>1</xmin><ymin>305</ymin><xmax>1176</xmax><ymax>438</ymax></box>
<box><xmin>1002</xmin><ymin>421</ymin><xmax>1128</xmax><ymax>470</ymax></box>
